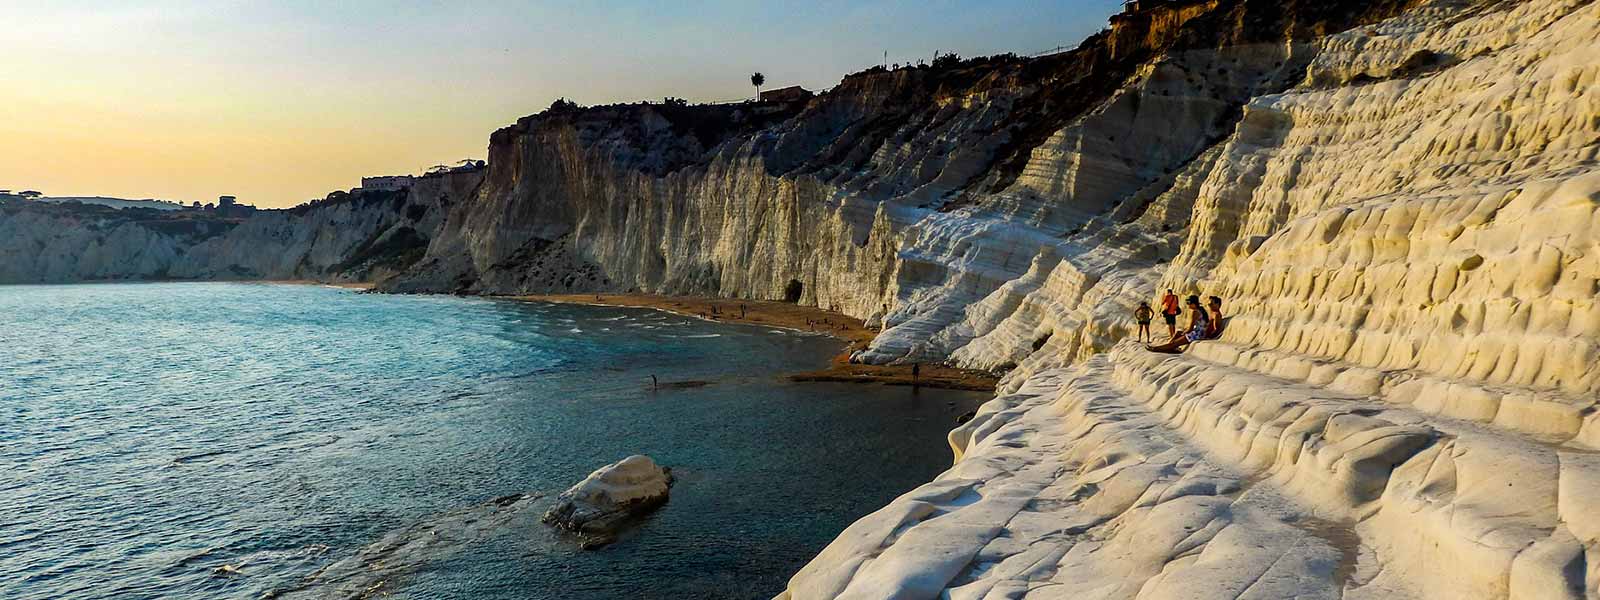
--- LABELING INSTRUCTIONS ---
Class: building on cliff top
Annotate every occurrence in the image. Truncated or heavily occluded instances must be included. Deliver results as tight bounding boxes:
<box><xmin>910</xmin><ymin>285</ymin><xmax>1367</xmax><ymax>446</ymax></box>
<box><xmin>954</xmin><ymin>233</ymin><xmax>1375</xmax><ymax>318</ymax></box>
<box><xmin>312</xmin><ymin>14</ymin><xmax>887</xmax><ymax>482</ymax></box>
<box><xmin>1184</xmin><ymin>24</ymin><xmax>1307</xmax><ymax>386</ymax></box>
<box><xmin>213</xmin><ymin>195</ymin><xmax>257</xmax><ymax>218</ymax></box>
<box><xmin>360</xmin><ymin>175</ymin><xmax>415</xmax><ymax>192</ymax></box>
<box><xmin>1116</xmin><ymin>0</ymin><xmax>1212</xmax><ymax>15</ymax></box>
<box><xmin>759</xmin><ymin>85</ymin><xmax>813</xmax><ymax>104</ymax></box>
<box><xmin>1121</xmin><ymin>0</ymin><xmax>1166</xmax><ymax>11</ymax></box>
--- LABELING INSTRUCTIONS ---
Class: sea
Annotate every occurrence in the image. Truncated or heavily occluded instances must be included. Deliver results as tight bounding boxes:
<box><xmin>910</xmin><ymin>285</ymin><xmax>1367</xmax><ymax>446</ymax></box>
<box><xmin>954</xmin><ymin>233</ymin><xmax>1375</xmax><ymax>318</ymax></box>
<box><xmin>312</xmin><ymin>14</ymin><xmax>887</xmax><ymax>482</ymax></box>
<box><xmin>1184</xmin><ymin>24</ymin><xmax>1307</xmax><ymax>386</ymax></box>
<box><xmin>0</xmin><ymin>282</ymin><xmax>987</xmax><ymax>599</ymax></box>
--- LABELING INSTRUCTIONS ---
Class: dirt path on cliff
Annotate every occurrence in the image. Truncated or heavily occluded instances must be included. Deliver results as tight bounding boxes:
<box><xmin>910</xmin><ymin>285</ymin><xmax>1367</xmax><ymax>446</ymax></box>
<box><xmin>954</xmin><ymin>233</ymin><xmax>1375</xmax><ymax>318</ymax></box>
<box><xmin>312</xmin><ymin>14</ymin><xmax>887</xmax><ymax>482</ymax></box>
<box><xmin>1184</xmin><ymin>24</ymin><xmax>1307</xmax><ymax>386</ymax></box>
<box><xmin>506</xmin><ymin>294</ymin><xmax>997</xmax><ymax>392</ymax></box>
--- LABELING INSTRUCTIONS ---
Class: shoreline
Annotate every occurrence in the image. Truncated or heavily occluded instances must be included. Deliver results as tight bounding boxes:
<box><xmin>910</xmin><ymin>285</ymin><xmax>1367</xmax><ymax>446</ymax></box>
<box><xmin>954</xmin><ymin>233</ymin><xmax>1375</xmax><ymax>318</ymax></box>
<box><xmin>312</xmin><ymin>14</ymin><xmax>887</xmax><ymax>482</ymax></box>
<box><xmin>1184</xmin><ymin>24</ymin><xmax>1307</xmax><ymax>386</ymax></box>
<box><xmin>6</xmin><ymin>282</ymin><xmax>982</xmax><ymax>599</ymax></box>
<box><xmin>505</xmin><ymin>294</ymin><xmax>998</xmax><ymax>392</ymax></box>
<box><xmin>261</xmin><ymin>279</ymin><xmax>375</xmax><ymax>290</ymax></box>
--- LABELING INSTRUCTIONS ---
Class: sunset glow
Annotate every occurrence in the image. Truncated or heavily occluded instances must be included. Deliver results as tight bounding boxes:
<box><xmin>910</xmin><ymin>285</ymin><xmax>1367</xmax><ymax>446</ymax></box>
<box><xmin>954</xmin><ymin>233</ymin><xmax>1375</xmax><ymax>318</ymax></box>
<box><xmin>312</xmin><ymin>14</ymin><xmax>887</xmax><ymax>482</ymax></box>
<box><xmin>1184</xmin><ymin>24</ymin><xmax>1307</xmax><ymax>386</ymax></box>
<box><xmin>1</xmin><ymin>1</ymin><xmax>1119</xmax><ymax>207</ymax></box>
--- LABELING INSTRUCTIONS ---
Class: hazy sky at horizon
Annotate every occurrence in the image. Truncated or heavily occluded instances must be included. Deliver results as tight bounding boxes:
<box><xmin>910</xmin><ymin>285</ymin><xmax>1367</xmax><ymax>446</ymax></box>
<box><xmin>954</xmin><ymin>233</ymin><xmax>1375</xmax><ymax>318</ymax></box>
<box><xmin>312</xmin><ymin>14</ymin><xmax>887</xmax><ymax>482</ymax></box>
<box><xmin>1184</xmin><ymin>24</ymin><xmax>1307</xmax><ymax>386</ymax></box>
<box><xmin>1</xmin><ymin>1</ymin><xmax>1122</xmax><ymax>208</ymax></box>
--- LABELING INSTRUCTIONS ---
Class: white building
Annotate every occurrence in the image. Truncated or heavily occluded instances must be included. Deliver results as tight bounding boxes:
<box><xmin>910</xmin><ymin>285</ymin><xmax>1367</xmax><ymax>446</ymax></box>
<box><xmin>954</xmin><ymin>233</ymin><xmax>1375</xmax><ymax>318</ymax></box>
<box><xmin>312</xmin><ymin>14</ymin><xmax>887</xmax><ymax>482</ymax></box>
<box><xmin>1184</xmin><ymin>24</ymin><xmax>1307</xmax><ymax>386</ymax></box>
<box><xmin>360</xmin><ymin>175</ymin><xmax>415</xmax><ymax>191</ymax></box>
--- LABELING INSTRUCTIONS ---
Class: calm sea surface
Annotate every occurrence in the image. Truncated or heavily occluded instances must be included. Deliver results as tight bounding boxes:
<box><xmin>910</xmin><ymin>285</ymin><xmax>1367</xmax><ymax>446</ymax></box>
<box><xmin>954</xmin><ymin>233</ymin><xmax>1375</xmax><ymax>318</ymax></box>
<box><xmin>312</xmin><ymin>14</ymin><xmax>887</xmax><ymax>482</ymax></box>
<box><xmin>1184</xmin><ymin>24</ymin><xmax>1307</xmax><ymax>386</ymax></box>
<box><xmin>0</xmin><ymin>282</ymin><xmax>986</xmax><ymax>599</ymax></box>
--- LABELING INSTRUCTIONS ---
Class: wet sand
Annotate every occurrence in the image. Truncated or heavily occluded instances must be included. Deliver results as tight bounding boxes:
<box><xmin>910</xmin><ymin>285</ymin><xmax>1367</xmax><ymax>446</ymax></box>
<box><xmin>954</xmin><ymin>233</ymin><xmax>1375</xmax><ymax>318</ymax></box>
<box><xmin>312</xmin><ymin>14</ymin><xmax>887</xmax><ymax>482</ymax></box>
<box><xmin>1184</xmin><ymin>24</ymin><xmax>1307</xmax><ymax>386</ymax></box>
<box><xmin>507</xmin><ymin>294</ymin><xmax>998</xmax><ymax>392</ymax></box>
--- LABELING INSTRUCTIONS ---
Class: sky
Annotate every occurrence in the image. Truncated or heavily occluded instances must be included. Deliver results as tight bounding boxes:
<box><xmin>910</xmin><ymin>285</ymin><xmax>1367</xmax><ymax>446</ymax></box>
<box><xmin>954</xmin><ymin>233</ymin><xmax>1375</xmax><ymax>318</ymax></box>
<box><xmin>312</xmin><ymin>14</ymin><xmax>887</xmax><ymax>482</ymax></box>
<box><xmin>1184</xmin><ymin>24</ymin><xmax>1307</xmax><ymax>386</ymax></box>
<box><xmin>0</xmin><ymin>1</ymin><xmax>1123</xmax><ymax>208</ymax></box>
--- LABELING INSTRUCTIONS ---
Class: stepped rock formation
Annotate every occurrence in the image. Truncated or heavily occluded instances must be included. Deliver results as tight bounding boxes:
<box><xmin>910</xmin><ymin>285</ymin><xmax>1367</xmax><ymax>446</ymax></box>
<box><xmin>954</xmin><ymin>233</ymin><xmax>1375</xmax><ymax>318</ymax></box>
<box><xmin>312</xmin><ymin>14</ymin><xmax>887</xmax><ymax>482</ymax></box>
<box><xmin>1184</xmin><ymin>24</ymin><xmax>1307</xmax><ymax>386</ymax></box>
<box><xmin>4</xmin><ymin>0</ymin><xmax>1597</xmax><ymax>596</ymax></box>
<box><xmin>379</xmin><ymin>0</ymin><xmax>1590</xmax><ymax>596</ymax></box>
<box><xmin>770</xmin><ymin>1</ymin><xmax>1600</xmax><ymax>598</ymax></box>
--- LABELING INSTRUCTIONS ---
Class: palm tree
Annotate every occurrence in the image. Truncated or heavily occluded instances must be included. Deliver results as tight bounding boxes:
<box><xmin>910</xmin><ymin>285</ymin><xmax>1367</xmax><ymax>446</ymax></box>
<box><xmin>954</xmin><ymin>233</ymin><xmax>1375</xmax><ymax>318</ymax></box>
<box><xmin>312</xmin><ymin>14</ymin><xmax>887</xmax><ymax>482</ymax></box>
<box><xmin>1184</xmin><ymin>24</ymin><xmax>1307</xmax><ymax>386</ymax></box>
<box><xmin>751</xmin><ymin>72</ymin><xmax>766</xmax><ymax>102</ymax></box>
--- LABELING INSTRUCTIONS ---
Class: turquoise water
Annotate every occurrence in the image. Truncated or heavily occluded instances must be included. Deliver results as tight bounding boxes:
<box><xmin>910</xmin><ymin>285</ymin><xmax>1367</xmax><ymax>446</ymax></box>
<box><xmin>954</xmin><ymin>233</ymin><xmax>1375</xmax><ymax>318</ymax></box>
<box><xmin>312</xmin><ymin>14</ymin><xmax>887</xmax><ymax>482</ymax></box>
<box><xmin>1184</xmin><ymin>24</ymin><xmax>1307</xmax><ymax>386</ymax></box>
<box><xmin>0</xmin><ymin>282</ymin><xmax>985</xmax><ymax>599</ymax></box>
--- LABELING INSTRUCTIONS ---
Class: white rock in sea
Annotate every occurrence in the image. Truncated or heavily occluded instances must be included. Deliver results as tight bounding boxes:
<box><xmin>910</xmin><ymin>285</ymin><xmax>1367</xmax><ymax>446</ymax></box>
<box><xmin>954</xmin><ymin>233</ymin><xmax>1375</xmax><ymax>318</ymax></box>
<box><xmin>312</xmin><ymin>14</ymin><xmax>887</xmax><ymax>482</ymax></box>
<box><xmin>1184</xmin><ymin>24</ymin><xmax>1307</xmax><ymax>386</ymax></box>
<box><xmin>542</xmin><ymin>455</ymin><xmax>672</xmax><ymax>538</ymax></box>
<box><xmin>9</xmin><ymin>0</ymin><xmax>1600</xmax><ymax>594</ymax></box>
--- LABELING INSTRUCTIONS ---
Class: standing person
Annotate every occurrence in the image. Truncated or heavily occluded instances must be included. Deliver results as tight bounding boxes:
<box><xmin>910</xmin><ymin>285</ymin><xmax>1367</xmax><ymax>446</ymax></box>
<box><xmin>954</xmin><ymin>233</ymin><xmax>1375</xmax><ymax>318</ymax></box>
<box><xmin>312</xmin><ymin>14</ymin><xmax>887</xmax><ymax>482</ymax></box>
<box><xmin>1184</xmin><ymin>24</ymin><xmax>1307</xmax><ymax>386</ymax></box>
<box><xmin>1134</xmin><ymin>302</ymin><xmax>1154</xmax><ymax>343</ymax></box>
<box><xmin>1160</xmin><ymin>289</ymin><xmax>1181</xmax><ymax>339</ymax></box>
<box><xmin>1147</xmin><ymin>296</ymin><xmax>1210</xmax><ymax>353</ymax></box>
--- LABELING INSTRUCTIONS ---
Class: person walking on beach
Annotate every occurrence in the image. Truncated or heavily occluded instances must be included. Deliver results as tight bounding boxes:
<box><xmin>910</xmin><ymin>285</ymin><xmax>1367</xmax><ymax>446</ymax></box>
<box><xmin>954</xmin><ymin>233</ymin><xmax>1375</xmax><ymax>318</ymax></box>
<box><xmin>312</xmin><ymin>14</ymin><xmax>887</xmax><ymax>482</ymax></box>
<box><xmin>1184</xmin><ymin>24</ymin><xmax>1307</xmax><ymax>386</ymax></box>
<box><xmin>1133</xmin><ymin>302</ymin><xmax>1154</xmax><ymax>343</ymax></box>
<box><xmin>1160</xmin><ymin>289</ymin><xmax>1181</xmax><ymax>338</ymax></box>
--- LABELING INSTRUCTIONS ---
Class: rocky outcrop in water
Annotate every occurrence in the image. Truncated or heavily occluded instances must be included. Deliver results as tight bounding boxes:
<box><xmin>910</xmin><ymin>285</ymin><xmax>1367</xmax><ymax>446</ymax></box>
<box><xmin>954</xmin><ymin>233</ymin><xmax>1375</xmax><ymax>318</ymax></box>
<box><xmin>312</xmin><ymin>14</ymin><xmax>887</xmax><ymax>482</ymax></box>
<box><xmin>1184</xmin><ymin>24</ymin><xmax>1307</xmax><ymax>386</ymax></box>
<box><xmin>371</xmin><ymin>0</ymin><xmax>1597</xmax><ymax>596</ymax></box>
<box><xmin>9</xmin><ymin>0</ymin><xmax>1599</xmax><ymax>595</ymax></box>
<box><xmin>542</xmin><ymin>455</ymin><xmax>673</xmax><ymax>547</ymax></box>
<box><xmin>270</xmin><ymin>491</ymin><xmax>543</xmax><ymax>599</ymax></box>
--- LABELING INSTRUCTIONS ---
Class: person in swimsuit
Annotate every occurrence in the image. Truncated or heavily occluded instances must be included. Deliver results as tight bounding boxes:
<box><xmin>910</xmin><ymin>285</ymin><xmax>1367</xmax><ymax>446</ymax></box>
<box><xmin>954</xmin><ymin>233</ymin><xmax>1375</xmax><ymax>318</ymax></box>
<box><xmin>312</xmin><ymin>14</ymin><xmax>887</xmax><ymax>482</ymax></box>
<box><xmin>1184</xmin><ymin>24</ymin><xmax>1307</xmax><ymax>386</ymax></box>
<box><xmin>1206</xmin><ymin>296</ymin><xmax>1224</xmax><ymax>338</ymax></box>
<box><xmin>1148</xmin><ymin>295</ymin><xmax>1210</xmax><ymax>353</ymax></box>
<box><xmin>1133</xmin><ymin>302</ymin><xmax>1154</xmax><ymax>343</ymax></box>
<box><xmin>1160</xmin><ymin>289</ymin><xmax>1181</xmax><ymax>338</ymax></box>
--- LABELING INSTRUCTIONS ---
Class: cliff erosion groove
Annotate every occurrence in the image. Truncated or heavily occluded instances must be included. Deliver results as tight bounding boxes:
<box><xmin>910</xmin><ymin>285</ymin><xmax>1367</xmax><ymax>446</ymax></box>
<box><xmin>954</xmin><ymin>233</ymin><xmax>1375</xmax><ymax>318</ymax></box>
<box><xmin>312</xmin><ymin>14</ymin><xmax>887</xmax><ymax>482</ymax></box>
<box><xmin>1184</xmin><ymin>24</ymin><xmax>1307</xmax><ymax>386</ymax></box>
<box><xmin>4</xmin><ymin>0</ymin><xmax>1597</xmax><ymax>596</ymax></box>
<box><xmin>776</xmin><ymin>0</ymin><xmax>1600</xmax><ymax>597</ymax></box>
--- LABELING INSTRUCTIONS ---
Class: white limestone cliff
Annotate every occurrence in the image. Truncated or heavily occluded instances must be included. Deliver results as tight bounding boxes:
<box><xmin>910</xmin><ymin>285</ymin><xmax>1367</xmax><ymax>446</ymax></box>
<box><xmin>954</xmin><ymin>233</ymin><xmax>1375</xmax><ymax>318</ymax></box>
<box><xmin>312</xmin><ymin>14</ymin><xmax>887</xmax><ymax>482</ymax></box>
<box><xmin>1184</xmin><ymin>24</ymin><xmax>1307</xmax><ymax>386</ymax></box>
<box><xmin>0</xmin><ymin>204</ymin><xmax>199</xmax><ymax>283</ymax></box>
<box><xmin>4</xmin><ymin>0</ymin><xmax>1595</xmax><ymax>595</ymax></box>
<box><xmin>343</xmin><ymin>0</ymin><xmax>1600</xmax><ymax>594</ymax></box>
<box><xmin>776</xmin><ymin>0</ymin><xmax>1600</xmax><ymax>598</ymax></box>
<box><xmin>0</xmin><ymin>170</ymin><xmax>478</xmax><ymax>285</ymax></box>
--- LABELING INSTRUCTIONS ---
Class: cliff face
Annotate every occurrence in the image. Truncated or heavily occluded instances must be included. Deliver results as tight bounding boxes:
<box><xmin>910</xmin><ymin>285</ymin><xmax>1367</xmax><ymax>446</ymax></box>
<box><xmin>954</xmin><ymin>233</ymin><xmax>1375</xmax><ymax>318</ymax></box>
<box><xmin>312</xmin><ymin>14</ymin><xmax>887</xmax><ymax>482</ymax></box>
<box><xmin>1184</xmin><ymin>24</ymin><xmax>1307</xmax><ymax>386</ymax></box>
<box><xmin>7</xmin><ymin>0</ymin><xmax>1598</xmax><ymax>595</ymax></box>
<box><xmin>372</xmin><ymin>0</ymin><xmax>1599</xmax><ymax>597</ymax></box>
<box><xmin>0</xmin><ymin>202</ymin><xmax>204</xmax><ymax>283</ymax></box>
<box><xmin>0</xmin><ymin>170</ymin><xmax>480</xmax><ymax>284</ymax></box>
<box><xmin>781</xmin><ymin>1</ymin><xmax>1600</xmax><ymax>598</ymax></box>
<box><xmin>382</xmin><ymin>0</ymin><xmax>1430</xmax><ymax>362</ymax></box>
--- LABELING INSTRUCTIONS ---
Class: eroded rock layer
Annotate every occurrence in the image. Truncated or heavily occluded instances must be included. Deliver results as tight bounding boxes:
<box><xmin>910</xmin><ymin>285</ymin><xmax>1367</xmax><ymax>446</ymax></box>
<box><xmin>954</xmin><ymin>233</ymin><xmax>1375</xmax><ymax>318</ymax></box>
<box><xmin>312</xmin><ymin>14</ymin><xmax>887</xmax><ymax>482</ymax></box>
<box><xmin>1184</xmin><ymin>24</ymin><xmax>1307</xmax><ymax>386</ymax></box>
<box><xmin>772</xmin><ymin>0</ymin><xmax>1600</xmax><ymax>597</ymax></box>
<box><xmin>5</xmin><ymin>0</ymin><xmax>1596</xmax><ymax>595</ymax></box>
<box><xmin>370</xmin><ymin>3</ymin><xmax>1600</xmax><ymax>592</ymax></box>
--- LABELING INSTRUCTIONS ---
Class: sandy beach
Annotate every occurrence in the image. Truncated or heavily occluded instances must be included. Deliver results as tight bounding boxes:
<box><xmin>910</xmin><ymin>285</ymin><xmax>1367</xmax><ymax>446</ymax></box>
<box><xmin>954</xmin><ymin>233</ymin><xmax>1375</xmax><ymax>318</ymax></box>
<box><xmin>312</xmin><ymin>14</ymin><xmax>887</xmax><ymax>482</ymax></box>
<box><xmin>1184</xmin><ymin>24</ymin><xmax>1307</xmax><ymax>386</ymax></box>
<box><xmin>507</xmin><ymin>294</ymin><xmax>998</xmax><ymax>392</ymax></box>
<box><xmin>263</xmin><ymin>279</ymin><xmax>376</xmax><ymax>290</ymax></box>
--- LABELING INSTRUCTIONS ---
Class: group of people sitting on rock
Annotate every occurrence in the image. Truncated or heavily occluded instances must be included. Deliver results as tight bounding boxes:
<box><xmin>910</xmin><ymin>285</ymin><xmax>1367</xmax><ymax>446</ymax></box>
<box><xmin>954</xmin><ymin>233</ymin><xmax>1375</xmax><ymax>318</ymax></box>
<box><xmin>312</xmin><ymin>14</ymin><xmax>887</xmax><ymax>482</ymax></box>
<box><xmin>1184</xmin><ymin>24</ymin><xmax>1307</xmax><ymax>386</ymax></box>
<box><xmin>1134</xmin><ymin>288</ymin><xmax>1223</xmax><ymax>353</ymax></box>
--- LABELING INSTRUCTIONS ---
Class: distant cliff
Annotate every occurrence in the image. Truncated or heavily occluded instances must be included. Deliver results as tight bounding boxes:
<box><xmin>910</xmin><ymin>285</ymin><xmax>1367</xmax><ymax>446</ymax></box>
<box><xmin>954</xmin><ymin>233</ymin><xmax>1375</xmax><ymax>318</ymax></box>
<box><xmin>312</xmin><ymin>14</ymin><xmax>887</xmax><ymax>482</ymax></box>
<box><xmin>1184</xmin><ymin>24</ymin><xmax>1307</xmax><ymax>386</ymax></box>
<box><xmin>0</xmin><ymin>170</ymin><xmax>480</xmax><ymax>284</ymax></box>
<box><xmin>8</xmin><ymin>0</ymin><xmax>1600</xmax><ymax>595</ymax></box>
